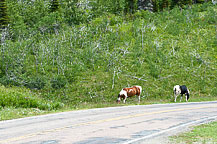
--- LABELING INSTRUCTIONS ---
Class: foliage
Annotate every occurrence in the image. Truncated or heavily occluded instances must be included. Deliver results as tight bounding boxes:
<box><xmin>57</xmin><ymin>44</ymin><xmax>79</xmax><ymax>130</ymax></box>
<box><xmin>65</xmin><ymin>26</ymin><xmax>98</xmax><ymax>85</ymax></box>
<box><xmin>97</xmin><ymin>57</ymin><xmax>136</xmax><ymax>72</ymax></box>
<box><xmin>0</xmin><ymin>0</ymin><xmax>9</xmax><ymax>29</ymax></box>
<box><xmin>50</xmin><ymin>0</ymin><xmax>60</xmax><ymax>12</ymax></box>
<box><xmin>171</xmin><ymin>0</ymin><xmax>192</xmax><ymax>8</ymax></box>
<box><xmin>0</xmin><ymin>1</ymin><xmax>216</xmax><ymax>115</ymax></box>
<box><xmin>0</xmin><ymin>85</ymin><xmax>64</xmax><ymax>110</ymax></box>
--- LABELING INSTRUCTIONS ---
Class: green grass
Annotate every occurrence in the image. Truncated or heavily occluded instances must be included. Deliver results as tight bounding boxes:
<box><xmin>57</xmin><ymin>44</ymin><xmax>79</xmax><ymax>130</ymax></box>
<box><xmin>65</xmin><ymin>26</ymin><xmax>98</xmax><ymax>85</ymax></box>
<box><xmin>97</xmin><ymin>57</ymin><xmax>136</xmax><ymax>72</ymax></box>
<box><xmin>0</xmin><ymin>85</ymin><xmax>64</xmax><ymax>110</ymax></box>
<box><xmin>1</xmin><ymin>96</ymin><xmax>216</xmax><ymax>121</ymax></box>
<box><xmin>0</xmin><ymin>2</ymin><xmax>217</xmax><ymax>120</ymax></box>
<box><xmin>170</xmin><ymin>121</ymin><xmax>217</xmax><ymax>143</ymax></box>
<box><xmin>0</xmin><ymin>107</ymin><xmax>47</xmax><ymax>121</ymax></box>
<box><xmin>0</xmin><ymin>85</ymin><xmax>64</xmax><ymax>120</ymax></box>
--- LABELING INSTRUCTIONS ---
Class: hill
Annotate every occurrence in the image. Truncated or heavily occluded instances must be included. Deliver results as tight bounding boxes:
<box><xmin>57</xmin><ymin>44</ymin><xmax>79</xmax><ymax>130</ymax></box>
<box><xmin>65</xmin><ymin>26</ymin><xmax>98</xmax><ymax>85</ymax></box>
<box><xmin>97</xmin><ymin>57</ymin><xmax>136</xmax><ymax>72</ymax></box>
<box><xmin>0</xmin><ymin>1</ymin><xmax>216</xmax><ymax>120</ymax></box>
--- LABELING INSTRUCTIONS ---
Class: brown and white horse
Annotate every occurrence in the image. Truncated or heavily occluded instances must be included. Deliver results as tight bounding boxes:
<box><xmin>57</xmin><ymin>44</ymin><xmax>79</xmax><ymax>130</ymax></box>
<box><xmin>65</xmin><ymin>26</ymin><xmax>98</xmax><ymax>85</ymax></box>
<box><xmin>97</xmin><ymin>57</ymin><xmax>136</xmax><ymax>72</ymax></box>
<box><xmin>117</xmin><ymin>86</ymin><xmax>142</xmax><ymax>103</ymax></box>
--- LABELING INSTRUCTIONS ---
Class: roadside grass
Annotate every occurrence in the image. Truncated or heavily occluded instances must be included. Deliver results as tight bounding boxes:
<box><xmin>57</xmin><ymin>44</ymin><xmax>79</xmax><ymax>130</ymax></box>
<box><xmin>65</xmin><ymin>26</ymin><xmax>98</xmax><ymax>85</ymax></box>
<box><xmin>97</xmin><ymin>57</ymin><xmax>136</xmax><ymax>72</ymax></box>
<box><xmin>0</xmin><ymin>85</ymin><xmax>64</xmax><ymax>121</ymax></box>
<box><xmin>1</xmin><ymin>96</ymin><xmax>216</xmax><ymax>121</ymax></box>
<box><xmin>0</xmin><ymin>107</ymin><xmax>47</xmax><ymax>121</ymax></box>
<box><xmin>170</xmin><ymin>121</ymin><xmax>217</xmax><ymax>144</ymax></box>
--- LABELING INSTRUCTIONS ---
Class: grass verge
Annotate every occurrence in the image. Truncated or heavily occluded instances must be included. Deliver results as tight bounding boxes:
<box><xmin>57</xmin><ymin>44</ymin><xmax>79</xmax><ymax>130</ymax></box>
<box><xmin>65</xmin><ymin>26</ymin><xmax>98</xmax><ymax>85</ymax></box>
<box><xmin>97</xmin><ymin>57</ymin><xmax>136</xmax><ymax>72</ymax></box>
<box><xmin>170</xmin><ymin>121</ymin><xmax>217</xmax><ymax>143</ymax></box>
<box><xmin>1</xmin><ymin>96</ymin><xmax>217</xmax><ymax>121</ymax></box>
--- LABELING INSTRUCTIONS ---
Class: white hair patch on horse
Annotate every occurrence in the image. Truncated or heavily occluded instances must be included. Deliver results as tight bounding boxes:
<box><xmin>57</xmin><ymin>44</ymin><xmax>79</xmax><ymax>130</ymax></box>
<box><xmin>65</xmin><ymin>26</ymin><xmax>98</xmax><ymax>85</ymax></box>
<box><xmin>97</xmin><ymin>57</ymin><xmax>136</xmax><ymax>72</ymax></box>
<box><xmin>119</xmin><ymin>89</ymin><xmax>127</xmax><ymax>97</ymax></box>
<box><xmin>173</xmin><ymin>85</ymin><xmax>181</xmax><ymax>95</ymax></box>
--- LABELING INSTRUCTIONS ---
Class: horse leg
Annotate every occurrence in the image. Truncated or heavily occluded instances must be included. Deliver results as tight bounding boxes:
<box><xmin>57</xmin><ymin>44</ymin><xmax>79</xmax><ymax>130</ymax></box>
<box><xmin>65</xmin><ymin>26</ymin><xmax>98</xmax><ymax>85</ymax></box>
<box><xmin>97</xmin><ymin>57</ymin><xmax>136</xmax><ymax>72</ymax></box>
<box><xmin>123</xmin><ymin>96</ymin><xmax>127</xmax><ymax>103</ymax></box>
<box><xmin>180</xmin><ymin>94</ymin><xmax>183</xmax><ymax>102</ymax></box>
<box><xmin>138</xmin><ymin>95</ymin><xmax>140</xmax><ymax>103</ymax></box>
<box><xmin>174</xmin><ymin>94</ymin><xmax>177</xmax><ymax>102</ymax></box>
<box><xmin>185</xmin><ymin>94</ymin><xmax>188</xmax><ymax>102</ymax></box>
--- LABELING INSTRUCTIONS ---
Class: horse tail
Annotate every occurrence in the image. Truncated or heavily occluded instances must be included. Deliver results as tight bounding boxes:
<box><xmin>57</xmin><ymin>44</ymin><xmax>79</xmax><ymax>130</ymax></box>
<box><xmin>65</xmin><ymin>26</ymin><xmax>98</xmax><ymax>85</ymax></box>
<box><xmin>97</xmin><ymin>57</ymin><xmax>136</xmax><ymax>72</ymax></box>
<box><xmin>187</xmin><ymin>89</ymin><xmax>190</xmax><ymax>100</ymax></box>
<box><xmin>187</xmin><ymin>94</ymin><xmax>189</xmax><ymax>100</ymax></box>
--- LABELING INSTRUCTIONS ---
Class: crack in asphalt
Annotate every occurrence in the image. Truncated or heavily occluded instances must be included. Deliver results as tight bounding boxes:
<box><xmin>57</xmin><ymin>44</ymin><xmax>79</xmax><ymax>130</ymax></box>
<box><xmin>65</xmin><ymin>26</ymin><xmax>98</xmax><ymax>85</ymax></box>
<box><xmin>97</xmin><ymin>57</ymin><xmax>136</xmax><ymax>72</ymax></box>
<box><xmin>123</xmin><ymin>115</ymin><xmax>217</xmax><ymax>144</ymax></box>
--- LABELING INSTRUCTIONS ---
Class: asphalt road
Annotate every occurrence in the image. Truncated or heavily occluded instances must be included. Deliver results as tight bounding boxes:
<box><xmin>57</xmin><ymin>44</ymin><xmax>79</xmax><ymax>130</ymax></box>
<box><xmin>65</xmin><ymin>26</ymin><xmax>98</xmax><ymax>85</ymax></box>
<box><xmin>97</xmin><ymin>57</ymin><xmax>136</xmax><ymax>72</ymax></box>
<box><xmin>1</xmin><ymin>101</ymin><xmax>217</xmax><ymax>144</ymax></box>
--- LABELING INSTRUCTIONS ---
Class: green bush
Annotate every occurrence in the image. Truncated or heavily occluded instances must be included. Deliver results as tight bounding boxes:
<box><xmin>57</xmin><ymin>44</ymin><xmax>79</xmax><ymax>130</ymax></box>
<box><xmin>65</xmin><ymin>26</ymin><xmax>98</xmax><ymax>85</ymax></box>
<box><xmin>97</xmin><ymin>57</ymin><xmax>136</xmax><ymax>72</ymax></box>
<box><xmin>0</xmin><ymin>85</ymin><xmax>63</xmax><ymax>110</ymax></box>
<box><xmin>0</xmin><ymin>0</ymin><xmax>9</xmax><ymax>28</ymax></box>
<box><xmin>24</xmin><ymin>76</ymin><xmax>46</xmax><ymax>90</ymax></box>
<box><xmin>51</xmin><ymin>75</ymin><xmax>68</xmax><ymax>89</ymax></box>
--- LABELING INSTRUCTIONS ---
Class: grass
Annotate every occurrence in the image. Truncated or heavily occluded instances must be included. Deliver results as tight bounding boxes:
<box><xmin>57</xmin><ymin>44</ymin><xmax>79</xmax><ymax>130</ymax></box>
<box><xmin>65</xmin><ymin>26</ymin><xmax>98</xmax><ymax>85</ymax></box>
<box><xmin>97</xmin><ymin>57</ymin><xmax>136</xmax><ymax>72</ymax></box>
<box><xmin>0</xmin><ymin>107</ymin><xmax>47</xmax><ymax>121</ymax></box>
<box><xmin>170</xmin><ymin>121</ymin><xmax>217</xmax><ymax>143</ymax></box>
<box><xmin>1</xmin><ymin>96</ymin><xmax>216</xmax><ymax>121</ymax></box>
<box><xmin>0</xmin><ymin>3</ymin><xmax>217</xmax><ymax>120</ymax></box>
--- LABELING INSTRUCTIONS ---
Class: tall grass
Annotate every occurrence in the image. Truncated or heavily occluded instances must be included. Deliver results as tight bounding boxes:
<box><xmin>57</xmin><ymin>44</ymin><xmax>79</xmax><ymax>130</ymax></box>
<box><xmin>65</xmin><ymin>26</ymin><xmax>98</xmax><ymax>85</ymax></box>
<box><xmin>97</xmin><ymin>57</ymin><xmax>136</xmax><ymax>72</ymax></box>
<box><xmin>0</xmin><ymin>85</ymin><xmax>64</xmax><ymax>110</ymax></box>
<box><xmin>0</xmin><ymin>2</ymin><xmax>216</xmax><ymax>112</ymax></box>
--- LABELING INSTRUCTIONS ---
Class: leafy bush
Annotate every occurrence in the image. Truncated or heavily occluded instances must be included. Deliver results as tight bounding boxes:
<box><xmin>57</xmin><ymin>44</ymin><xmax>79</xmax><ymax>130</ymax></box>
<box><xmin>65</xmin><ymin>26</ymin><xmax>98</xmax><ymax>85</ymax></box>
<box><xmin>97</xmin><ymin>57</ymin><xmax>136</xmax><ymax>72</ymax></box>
<box><xmin>0</xmin><ymin>85</ymin><xmax>63</xmax><ymax>110</ymax></box>
<box><xmin>24</xmin><ymin>76</ymin><xmax>46</xmax><ymax>90</ymax></box>
<box><xmin>51</xmin><ymin>75</ymin><xmax>68</xmax><ymax>89</ymax></box>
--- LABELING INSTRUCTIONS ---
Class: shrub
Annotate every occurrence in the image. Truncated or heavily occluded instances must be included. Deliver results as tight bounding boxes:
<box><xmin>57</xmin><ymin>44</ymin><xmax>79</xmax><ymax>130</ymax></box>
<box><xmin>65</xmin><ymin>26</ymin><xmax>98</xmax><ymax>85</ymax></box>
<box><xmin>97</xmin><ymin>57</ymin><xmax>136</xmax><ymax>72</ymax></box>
<box><xmin>51</xmin><ymin>75</ymin><xmax>68</xmax><ymax>89</ymax></box>
<box><xmin>0</xmin><ymin>85</ymin><xmax>63</xmax><ymax>110</ymax></box>
<box><xmin>24</xmin><ymin>76</ymin><xmax>46</xmax><ymax>90</ymax></box>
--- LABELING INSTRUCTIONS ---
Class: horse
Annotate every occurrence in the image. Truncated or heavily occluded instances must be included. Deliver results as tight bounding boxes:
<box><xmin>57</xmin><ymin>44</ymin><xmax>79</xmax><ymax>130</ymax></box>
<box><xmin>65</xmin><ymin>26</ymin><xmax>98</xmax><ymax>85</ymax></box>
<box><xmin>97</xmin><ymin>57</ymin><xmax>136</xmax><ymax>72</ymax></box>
<box><xmin>173</xmin><ymin>85</ymin><xmax>190</xmax><ymax>102</ymax></box>
<box><xmin>117</xmin><ymin>86</ymin><xmax>142</xmax><ymax>103</ymax></box>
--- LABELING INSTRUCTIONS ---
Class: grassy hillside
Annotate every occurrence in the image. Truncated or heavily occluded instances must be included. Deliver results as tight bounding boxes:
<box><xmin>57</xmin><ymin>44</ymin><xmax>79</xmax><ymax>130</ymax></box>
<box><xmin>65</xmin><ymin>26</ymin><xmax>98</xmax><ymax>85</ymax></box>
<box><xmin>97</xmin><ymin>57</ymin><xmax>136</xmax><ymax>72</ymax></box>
<box><xmin>0</xmin><ymin>1</ymin><xmax>216</xmax><ymax>120</ymax></box>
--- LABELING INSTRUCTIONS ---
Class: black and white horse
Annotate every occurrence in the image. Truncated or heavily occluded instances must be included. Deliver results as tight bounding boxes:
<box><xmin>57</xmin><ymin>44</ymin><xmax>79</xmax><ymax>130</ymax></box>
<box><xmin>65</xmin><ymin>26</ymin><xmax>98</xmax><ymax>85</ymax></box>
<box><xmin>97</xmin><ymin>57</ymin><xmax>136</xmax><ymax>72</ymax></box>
<box><xmin>173</xmin><ymin>85</ymin><xmax>190</xmax><ymax>102</ymax></box>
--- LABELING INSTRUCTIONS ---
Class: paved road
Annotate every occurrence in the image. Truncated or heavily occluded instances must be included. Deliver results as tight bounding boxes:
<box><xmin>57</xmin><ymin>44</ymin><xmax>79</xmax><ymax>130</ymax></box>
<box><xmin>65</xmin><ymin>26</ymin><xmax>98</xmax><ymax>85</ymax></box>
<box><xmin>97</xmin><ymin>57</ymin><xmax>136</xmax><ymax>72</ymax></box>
<box><xmin>1</xmin><ymin>101</ymin><xmax>217</xmax><ymax>144</ymax></box>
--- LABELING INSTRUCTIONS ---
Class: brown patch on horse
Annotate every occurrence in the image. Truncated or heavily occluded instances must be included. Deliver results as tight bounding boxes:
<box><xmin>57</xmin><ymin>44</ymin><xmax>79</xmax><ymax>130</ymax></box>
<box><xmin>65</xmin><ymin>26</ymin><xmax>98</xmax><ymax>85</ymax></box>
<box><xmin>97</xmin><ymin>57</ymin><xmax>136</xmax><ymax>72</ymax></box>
<box><xmin>123</xmin><ymin>86</ymin><xmax>141</xmax><ymax>97</ymax></box>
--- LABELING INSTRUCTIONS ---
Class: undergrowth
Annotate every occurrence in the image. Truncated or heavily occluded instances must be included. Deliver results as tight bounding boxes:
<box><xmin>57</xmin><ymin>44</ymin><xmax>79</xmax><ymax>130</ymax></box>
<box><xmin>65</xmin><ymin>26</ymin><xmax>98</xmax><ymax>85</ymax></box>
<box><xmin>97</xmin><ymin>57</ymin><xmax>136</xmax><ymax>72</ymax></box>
<box><xmin>0</xmin><ymin>2</ymin><xmax>216</xmax><ymax>120</ymax></box>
